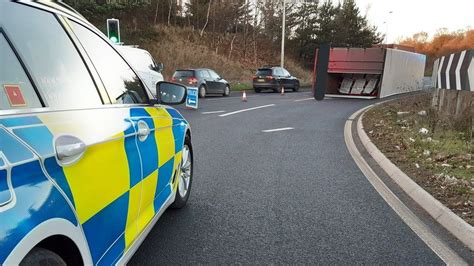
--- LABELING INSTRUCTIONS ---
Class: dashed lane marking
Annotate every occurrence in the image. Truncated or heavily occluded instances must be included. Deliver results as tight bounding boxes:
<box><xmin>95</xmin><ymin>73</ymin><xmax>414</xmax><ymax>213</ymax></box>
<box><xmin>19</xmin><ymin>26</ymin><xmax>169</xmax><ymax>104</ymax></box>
<box><xmin>219</xmin><ymin>104</ymin><xmax>275</xmax><ymax>117</ymax></box>
<box><xmin>201</xmin><ymin>110</ymin><xmax>226</xmax><ymax>114</ymax></box>
<box><xmin>261</xmin><ymin>127</ymin><xmax>294</xmax><ymax>133</ymax></box>
<box><xmin>294</xmin><ymin>97</ymin><xmax>314</xmax><ymax>102</ymax></box>
<box><xmin>294</xmin><ymin>97</ymin><xmax>335</xmax><ymax>102</ymax></box>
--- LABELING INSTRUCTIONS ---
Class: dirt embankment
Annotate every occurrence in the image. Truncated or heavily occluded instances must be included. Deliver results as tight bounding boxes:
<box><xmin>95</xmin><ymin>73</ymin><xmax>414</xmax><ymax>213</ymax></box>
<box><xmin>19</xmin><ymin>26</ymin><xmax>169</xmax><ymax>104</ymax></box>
<box><xmin>124</xmin><ymin>26</ymin><xmax>312</xmax><ymax>87</ymax></box>
<box><xmin>363</xmin><ymin>92</ymin><xmax>473</xmax><ymax>225</ymax></box>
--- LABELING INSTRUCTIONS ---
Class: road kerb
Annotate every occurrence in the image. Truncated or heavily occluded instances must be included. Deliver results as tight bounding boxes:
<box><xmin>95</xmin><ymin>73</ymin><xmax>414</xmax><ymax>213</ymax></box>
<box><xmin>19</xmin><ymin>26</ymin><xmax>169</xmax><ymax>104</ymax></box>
<box><xmin>355</xmin><ymin>106</ymin><xmax>474</xmax><ymax>251</ymax></box>
<box><xmin>345</xmin><ymin>109</ymin><xmax>466</xmax><ymax>264</ymax></box>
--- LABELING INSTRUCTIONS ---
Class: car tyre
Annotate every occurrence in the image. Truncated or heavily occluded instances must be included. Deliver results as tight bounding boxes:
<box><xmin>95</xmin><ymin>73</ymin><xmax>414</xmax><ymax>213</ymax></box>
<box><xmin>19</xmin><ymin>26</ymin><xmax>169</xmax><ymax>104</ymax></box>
<box><xmin>171</xmin><ymin>135</ymin><xmax>193</xmax><ymax>209</ymax></box>
<box><xmin>293</xmin><ymin>82</ymin><xmax>300</xmax><ymax>92</ymax></box>
<box><xmin>274</xmin><ymin>85</ymin><xmax>282</xmax><ymax>93</ymax></box>
<box><xmin>21</xmin><ymin>248</ymin><xmax>66</xmax><ymax>266</ymax></box>
<box><xmin>254</xmin><ymin>88</ymin><xmax>261</xmax><ymax>93</ymax></box>
<box><xmin>198</xmin><ymin>85</ymin><xmax>206</xmax><ymax>98</ymax></box>
<box><xmin>223</xmin><ymin>85</ymin><xmax>230</xmax><ymax>97</ymax></box>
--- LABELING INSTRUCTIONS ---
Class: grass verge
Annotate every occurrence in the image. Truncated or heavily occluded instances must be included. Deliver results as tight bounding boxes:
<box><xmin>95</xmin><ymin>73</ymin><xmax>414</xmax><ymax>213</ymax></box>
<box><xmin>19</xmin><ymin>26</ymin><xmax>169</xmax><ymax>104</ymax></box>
<box><xmin>230</xmin><ymin>82</ymin><xmax>252</xmax><ymax>91</ymax></box>
<box><xmin>363</xmin><ymin>92</ymin><xmax>473</xmax><ymax>225</ymax></box>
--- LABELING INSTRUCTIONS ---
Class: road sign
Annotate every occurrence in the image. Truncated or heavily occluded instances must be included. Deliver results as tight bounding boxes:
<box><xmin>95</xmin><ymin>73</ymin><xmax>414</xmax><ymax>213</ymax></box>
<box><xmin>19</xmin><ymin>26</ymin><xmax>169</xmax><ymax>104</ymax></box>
<box><xmin>186</xmin><ymin>87</ymin><xmax>198</xmax><ymax>109</ymax></box>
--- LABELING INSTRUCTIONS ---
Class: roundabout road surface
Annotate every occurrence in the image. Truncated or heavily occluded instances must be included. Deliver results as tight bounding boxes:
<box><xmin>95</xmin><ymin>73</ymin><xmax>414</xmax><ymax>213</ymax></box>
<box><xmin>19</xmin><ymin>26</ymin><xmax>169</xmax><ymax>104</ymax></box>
<box><xmin>130</xmin><ymin>91</ymin><xmax>446</xmax><ymax>264</ymax></box>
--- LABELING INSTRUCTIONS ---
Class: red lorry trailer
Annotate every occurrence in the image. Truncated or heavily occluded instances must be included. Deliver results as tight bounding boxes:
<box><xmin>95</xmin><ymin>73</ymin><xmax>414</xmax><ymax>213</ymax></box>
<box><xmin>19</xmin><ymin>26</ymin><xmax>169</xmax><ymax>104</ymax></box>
<box><xmin>312</xmin><ymin>47</ymin><xmax>426</xmax><ymax>99</ymax></box>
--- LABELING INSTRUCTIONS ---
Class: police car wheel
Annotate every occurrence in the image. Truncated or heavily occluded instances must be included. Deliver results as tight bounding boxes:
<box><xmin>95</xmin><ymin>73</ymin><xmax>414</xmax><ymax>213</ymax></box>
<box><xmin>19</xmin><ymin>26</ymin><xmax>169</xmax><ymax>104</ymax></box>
<box><xmin>198</xmin><ymin>85</ymin><xmax>206</xmax><ymax>98</ymax></box>
<box><xmin>21</xmin><ymin>247</ymin><xmax>66</xmax><ymax>266</ymax></box>
<box><xmin>171</xmin><ymin>136</ymin><xmax>193</xmax><ymax>209</ymax></box>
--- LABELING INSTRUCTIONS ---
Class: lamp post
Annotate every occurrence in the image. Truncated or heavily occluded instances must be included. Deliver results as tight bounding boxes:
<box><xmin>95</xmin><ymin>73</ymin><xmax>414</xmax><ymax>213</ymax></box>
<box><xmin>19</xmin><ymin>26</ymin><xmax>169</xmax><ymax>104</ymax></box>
<box><xmin>384</xmin><ymin>11</ymin><xmax>393</xmax><ymax>44</ymax></box>
<box><xmin>281</xmin><ymin>0</ymin><xmax>286</xmax><ymax>67</ymax></box>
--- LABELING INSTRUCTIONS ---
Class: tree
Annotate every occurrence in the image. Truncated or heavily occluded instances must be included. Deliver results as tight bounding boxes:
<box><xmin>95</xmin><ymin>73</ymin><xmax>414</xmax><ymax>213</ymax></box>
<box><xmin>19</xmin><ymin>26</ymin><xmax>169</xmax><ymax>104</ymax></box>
<box><xmin>64</xmin><ymin>0</ymin><xmax>180</xmax><ymax>29</ymax></box>
<box><xmin>332</xmin><ymin>0</ymin><xmax>383</xmax><ymax>47</ymax></box>
<box><xmin>200</xmin><ymin>0</ymin><xmax>211</xmax><ymax>36</ymax></box>
<box><xmin>292</xmin><ymin>0</ymin><xmax>320</xmax><ymax>60</ymax></box>
<box><xmin>314</xmin><ymin>0</ymin><xmax>337</xmax><ymax>45</ymax></box>
<box><xmin>186</xmin><ymin>0</ymin><xmax>209</xmax><ymax>31</ymax></box>
<box><xmin>398</xmin><ymin>29</ymin><xmax>474</xmax><ymax>75</ymax></box>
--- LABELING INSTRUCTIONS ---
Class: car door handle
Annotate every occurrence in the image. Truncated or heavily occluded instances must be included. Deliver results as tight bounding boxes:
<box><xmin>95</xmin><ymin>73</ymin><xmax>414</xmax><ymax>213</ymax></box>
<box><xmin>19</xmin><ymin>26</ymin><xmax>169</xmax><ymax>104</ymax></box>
<box><xmin>55</xmin><ymin>135</ymin><xmax>86</xmax><ymax>166</ymax></box>
<box><xmin>137</xmin><ymin>120</ymin><xmax>150</xmax><ymax>141</ymax></box>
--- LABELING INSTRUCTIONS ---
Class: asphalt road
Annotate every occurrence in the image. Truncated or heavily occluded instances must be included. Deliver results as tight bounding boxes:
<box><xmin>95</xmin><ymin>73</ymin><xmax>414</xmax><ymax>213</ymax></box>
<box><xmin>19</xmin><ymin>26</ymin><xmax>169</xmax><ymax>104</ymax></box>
<box><xmin>130</xmin><ymin>91</ymin><xmax>443</xmax><ymax>264</ymax></box>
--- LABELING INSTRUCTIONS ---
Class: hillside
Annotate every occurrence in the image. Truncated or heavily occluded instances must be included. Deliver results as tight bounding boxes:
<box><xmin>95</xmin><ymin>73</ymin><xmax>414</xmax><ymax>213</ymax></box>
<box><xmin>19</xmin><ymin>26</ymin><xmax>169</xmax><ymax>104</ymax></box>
<box><xmin>65</xmin><ymin>0</ymin><xmax>384</xmax><ymax>90</ymax></box>
<box><xmin>121</xmin><ymin>25</ymin><xmax>312</xmax><ymax>89</ymax></box>
<box><xmin>399</xmin><ymin>30</ymin><xmax>474</xmax><ymax>75</ymax></box>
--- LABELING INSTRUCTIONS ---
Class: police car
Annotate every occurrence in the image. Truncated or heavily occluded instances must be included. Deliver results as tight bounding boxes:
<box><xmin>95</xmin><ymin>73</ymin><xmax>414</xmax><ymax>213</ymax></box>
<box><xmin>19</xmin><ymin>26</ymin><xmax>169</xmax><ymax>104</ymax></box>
<box><xmin>0</xmin><ymin>1</ymin><xmax>193</xmax><ymax>265</ymax></box>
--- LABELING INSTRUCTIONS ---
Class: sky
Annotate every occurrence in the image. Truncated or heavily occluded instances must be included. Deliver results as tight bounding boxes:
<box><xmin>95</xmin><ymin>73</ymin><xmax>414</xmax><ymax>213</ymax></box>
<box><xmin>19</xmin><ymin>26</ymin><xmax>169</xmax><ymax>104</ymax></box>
<box><xmin>353</xmin><ymin>0</ymin><xmax>473</xmax><ymax>43</ymax></box>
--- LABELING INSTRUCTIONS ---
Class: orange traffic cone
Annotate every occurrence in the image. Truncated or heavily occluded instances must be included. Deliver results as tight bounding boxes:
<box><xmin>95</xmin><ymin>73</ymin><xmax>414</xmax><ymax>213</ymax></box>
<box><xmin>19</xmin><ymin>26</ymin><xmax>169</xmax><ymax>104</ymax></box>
<box><xmin>242</xmin><ymin>90</ymin><xmax>247</xmax><ymax>102</ymax></box>
<box><xmin>280</xmin><ymin>86</ymin><xmax>285</xmax><ymax>96</ymax></box>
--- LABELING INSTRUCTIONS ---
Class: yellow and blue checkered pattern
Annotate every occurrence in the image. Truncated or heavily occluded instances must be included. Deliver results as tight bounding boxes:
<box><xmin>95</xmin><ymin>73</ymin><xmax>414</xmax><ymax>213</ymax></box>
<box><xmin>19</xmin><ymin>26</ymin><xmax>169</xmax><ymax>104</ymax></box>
<box><xmin>0</xmin><ymin>106</ymin><xmax>187</xmax><ymax>264</ymax></box>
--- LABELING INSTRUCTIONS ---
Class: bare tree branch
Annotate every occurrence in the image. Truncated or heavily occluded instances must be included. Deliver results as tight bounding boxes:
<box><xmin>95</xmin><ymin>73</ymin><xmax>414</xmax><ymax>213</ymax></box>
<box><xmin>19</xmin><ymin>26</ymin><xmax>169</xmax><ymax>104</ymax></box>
<box><xmin>167</xmin><ymin>0</ymin><xmax>173</xmax><ymax>26</ymax></box>
<box><xmin>154</xmin><ymin>0</ymin><xmax>160</xmax><ymax>25</ymax></box>
<box><xmin>200</xmin><ymin>0</ymin><xmax>212</xmax><ymax>37</ymax></box>
<box><xmin>228</xmin><ymin>34</ymin><xmax>237</xmax><ymax>59</ymax></box>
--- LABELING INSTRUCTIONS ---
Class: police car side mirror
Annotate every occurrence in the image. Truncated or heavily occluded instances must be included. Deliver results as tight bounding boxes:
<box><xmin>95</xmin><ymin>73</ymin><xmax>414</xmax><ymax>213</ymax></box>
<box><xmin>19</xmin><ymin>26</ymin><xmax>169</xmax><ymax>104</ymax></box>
<box><xmin>156</xmin><ymin>81</ymin><xmax>186</xmax><ymax>105</ymax></box>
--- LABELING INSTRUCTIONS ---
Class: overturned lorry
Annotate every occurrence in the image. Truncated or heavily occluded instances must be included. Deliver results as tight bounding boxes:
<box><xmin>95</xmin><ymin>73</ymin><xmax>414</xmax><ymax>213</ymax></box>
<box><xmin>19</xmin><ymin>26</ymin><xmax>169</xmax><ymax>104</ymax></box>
<box><xmin>312</xmin><ymin>47</ymin><xmax>426</xmax><ymax>99</ymax></box>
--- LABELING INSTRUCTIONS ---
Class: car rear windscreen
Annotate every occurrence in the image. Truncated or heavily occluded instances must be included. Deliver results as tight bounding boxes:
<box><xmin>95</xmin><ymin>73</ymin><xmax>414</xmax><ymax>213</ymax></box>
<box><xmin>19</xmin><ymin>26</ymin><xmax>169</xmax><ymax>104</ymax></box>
<box><xmin>173</xmin><ymin>70</ymin><xmax>194</xmax><ymax>78</ymax></box>
<box><xmin>256</xmin><ymin>69</ymin><xmax>272</xmax><ymax>76</ymax></box>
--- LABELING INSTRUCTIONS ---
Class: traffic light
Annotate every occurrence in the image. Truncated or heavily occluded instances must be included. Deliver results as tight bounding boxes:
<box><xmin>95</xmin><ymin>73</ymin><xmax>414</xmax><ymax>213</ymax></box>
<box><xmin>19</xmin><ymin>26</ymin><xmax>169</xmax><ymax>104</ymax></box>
<box><xmin>107</xmin><ymin>19</ymin><xmax>120</xmax><ymax>44</ymax></box>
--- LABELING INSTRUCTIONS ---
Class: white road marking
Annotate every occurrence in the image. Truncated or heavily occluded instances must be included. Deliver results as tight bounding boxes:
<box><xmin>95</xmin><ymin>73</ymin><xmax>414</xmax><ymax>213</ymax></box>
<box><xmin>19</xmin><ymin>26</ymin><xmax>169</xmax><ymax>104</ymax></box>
<box><xmin>294</xmin><ymin>97</ymin><xmax>314</xmax><ymax>102</ymax></box>
<box><xmin>205</xmin><ymin>95</ymin><xmax>260</xmax><ymax>101</ymax></box>
<box><xmin>201</xmin><ymin>110</ymin><xmax>226</xmax><ymax>114</ymax></box>
<box><xmin>219</xmin><ymin>104</ymin><xmax>275</xmax><ymax>117</ymax></box>
<box><xmin>262</xmin><ymin>127</ymin><xmax>294</xmax><ymax>133</ymax></box>
<box><xmin>344</xmin><ymin>106</ymin><xmax>466</xmax><ymax>265</ymax></box>
<box><xmin>294</xmin><ymin>97</ymin><xmax>336</xmax><ymax>102</ymax></box>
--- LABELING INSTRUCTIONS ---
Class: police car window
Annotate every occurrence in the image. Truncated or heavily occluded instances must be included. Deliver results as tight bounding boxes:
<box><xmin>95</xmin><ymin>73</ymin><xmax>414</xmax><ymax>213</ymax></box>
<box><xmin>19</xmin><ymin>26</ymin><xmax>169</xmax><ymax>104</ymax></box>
<box><xmin>0</xmin><ymin>34</ymin><xmax>42</xmax><ymax>110</ymax></box>
<box><xmin>1</xmin><ymin>2</ymin><xmax>102</xmax><ymax>109</ymax></box>
<box><xmin>70</xmin><ymin>21</ymin><xmax>148</xmax><ymax>105</ymax></box>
